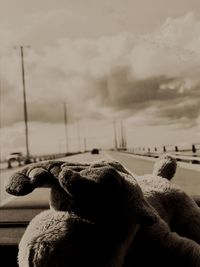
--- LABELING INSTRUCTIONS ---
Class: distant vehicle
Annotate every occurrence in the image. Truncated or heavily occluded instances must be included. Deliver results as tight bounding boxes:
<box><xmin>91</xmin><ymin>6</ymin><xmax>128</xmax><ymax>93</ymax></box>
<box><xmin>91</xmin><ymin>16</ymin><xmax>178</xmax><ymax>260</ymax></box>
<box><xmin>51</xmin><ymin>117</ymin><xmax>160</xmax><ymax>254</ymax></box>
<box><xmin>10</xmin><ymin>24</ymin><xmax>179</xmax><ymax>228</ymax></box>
<box><xmin>91</xmin><ymin>148</ymin><xmax>99</xmax><ymax>154</ymax></box>
<box><xmin>6</xmin><ymin>152</ymin><xmax>24</xmax><ymax>168</ymax></box>
<box><xmin>6</xmin><ymin>152</ymin><xmax>24</xmax><ymax>161</ymax></box>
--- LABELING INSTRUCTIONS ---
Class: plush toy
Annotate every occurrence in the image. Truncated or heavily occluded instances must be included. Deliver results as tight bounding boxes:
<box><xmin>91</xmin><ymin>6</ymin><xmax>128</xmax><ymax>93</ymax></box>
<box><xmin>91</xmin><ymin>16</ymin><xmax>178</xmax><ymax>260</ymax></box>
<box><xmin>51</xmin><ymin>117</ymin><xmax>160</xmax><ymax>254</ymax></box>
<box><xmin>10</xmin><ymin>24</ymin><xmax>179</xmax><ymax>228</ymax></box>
<box><xmin>125</xmin><ymin>154</ymin><xmax>200</xmax><ymax>266</ymax></box>
<box><xmin>5</xmin><ymin>155</ymin><xmax>200</xmax><ymax>267</ymax></box>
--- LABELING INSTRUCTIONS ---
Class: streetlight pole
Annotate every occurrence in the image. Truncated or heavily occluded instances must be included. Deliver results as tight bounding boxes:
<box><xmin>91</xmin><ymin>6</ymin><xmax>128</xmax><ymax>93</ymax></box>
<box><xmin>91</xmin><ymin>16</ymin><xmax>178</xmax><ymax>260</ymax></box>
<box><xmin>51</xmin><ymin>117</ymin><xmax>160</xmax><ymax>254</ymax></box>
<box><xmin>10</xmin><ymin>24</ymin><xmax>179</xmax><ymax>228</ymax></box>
<box><xmin>20</xmin><ymin>46</ymin><xmax>30</xmax><ymax>163</ymax></box>
<box><xmin>77</xmin><ymin>122</ymin><xmax>81</xmax><ymax>152</ymax></box>
<box><xmin>83</xmin><ymin>121</ymin><xmax>87</xmax><ymax>152</ymax></box>
<box><xmin>14</xmin><ymin>46</ymin><xmax>31</xmax><ymax>163</ymax></box>
<box><xmin>113</xmin><ymin>120</ymin><xmax>118</xmax><ymax>150</ymax></box>
<box><xmin>63</xmin><ymin>102</ymin><xmax>68</xmax><ymax>155</ymax></box>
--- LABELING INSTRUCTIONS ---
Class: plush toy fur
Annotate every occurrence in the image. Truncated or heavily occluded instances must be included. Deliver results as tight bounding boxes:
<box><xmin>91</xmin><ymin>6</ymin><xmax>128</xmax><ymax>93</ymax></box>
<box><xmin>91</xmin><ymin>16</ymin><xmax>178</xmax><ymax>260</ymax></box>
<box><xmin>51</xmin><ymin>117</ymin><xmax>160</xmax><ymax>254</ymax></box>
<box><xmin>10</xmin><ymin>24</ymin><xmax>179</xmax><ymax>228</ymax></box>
<box><xmin>126</xmin><ymin>154</ymin><xmax>200</xmax><ymax>266</ymax></box>
<box><xmin>6</xmin><ymin>161</ymin><xmax>157</xmax><ymax>267</ymax></box>
<box><xmin>5</xmin><ymin>154</ymin><xmax>200</xmax><ymax>267</ymax></box>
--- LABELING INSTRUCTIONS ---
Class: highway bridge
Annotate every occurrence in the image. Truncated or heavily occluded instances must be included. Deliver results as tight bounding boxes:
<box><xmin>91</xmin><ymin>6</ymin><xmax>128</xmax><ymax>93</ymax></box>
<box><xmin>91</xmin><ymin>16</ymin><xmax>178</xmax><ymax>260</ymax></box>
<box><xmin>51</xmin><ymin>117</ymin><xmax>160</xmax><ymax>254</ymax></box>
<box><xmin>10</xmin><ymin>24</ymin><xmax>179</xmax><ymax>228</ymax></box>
<box><xmin>1</xmin><ymin>150</ymin><xmax>200</xmax><ymax>208</ymax></box>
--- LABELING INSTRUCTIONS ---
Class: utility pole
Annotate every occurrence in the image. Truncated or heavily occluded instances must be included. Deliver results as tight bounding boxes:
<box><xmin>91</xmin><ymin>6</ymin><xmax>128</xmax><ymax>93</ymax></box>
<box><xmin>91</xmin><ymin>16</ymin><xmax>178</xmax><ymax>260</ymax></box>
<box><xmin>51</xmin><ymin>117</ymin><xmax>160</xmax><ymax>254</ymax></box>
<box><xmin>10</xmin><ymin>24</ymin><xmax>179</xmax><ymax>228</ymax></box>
<box><xmin>77</xmin><ymin>122</ymin><xmax>81</xmax><ymax>152</ymax></box>
<box><xmin>113</xmin><ymin>120</ymin><xmax>118</xmax><ymax>150</ymax></box>
<box><xmin>122</xmin><ymin>120</ymin><xmax>127</xmax><ymax>149</ymax></box>
<box><xmin>84</xmin><ymin>137</ymin><xmax>87</xmax><ymax>152</ymax></box>
<box><xmin>83</xmin><ymin>120</ymin><xmax>87</xmax><ymax>152</ymax></box>
<box><xmin>15</xmin><ymin>46</ymin><xmax>31</xmax><ymax>163</ymax></box>
<box><xmin>120</xmin><ymin>120</ymin><xmax>125</xmax><ymax>149</ymax></box>
<box><xmin>63</xmin><ymin>102</ymin><xmax>68</xmax><ymax>155</ymax></box>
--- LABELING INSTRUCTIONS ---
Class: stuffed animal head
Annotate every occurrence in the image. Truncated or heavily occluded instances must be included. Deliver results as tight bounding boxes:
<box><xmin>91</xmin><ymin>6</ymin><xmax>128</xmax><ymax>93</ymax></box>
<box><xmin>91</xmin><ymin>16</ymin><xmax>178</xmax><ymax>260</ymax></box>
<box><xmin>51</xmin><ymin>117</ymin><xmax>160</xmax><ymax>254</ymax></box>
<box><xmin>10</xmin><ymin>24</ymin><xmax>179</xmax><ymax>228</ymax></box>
<box><xmin>5</xmin><ymin>160</ymin><xmax>158</xmax><ymax>226</ymax></box>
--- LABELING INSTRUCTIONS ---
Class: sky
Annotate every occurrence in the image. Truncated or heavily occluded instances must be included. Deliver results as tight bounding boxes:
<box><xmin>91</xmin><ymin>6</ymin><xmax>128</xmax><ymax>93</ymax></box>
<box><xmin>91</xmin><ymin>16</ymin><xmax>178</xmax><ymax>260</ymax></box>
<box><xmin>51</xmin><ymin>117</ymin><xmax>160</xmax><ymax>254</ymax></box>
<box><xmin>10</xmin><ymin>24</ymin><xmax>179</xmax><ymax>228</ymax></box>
<box><xmin>0</xmin><ymin>0</ymin><xmax>200</xmax><ymax>158</ymax></box>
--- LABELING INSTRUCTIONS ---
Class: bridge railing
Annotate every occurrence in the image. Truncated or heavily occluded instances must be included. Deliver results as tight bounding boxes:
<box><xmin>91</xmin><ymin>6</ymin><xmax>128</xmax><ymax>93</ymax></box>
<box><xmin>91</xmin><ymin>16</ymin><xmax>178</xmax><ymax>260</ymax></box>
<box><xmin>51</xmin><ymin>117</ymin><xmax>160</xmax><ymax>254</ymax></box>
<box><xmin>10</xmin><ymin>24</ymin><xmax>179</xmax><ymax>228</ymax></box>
<box><xmin>1</xmin><ymin>152</ymin><xmax>85</xmax><ymax>170</ymax></box>
<box><xmin>126</xmin><ymin>143</ymin><xmax>200</xmax><ymax>164</ymax></box>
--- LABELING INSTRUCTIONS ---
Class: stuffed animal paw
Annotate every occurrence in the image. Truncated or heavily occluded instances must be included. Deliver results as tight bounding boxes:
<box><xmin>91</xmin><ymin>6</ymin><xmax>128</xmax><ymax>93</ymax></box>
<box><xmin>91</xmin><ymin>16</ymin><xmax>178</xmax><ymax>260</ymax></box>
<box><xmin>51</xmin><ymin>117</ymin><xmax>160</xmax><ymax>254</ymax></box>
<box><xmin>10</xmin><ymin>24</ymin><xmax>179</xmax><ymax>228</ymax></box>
<box><xmin>6</xmin><ymin>159</ymin><xmax>157</xmax><ymax>267</ymax></box>
<box><xmin>5</xmin><ymin>156</ymin><xmax>200</xmax><ymax>267</ymax></box>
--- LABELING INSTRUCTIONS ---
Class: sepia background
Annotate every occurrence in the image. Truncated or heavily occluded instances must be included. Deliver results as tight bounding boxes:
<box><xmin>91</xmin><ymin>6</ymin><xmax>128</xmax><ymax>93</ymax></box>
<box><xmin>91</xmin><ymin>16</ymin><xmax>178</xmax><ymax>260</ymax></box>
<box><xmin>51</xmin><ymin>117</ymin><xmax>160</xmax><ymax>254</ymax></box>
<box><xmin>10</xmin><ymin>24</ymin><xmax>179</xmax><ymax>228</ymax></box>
<box><xmin>1</xmin><ymin>0</ymin><xmax>200</xmax><ymax>159</ymax></box>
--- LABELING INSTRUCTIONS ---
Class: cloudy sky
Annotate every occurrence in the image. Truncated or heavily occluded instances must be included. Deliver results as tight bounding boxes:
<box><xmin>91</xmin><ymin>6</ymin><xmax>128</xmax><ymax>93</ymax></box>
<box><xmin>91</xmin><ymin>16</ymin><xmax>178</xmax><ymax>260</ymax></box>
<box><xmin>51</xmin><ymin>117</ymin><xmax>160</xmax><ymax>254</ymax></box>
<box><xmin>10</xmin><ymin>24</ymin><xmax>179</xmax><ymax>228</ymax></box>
<box><xmin>1</xmin><ymin>0</ymin><xmax>200</xmax><ymax>158</ymax></box>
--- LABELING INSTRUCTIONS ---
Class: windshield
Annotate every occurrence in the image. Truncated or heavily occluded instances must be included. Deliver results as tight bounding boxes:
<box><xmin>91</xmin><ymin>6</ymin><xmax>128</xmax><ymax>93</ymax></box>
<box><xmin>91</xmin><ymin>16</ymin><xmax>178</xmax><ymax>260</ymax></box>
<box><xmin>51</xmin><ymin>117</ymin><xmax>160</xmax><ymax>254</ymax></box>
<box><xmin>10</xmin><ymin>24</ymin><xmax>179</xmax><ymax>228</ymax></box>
<box><xmin>0</xmin><ymin>0</ymin><xmax>200</xmax><ymax>211</ymax></box>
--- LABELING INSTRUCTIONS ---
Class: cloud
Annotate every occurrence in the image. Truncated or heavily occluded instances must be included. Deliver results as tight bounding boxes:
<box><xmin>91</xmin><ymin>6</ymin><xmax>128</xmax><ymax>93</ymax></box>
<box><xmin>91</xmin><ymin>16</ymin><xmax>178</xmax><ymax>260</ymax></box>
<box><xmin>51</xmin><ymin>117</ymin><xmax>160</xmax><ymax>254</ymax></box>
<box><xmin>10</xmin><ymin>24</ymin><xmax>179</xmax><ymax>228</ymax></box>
<box><xmin>158</xmin><ymin>97</ymin><xmax>200</xmax><ymax>127</ymax></box>
<box><xmin>1</xmin><ymin>12</ymin><xmax>200</xmax><ymax>131</ymax></box>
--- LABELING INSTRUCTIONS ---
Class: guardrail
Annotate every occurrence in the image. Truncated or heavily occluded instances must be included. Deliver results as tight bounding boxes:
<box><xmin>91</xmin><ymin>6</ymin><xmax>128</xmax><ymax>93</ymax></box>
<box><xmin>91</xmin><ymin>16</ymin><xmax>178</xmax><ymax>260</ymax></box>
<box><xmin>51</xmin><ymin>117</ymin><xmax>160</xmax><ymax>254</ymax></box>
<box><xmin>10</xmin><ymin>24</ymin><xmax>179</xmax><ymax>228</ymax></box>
<box><xmin>126</xmin><ymin>143</ymin><xmax>200</xmax><ymax>164</ymax></box>
<box><xmin>1</xmin><ymin>152</ymin><xmax>85</xmax><ymax>170</ymax></box>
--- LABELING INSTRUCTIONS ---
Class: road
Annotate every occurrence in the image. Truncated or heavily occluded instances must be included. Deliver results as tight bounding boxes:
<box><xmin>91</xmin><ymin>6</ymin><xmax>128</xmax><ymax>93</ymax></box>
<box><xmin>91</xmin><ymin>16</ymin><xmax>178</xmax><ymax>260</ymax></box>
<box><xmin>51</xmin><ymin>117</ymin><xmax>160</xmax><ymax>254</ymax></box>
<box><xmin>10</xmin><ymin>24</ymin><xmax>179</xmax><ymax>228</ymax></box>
<box><xmin>106</xmin><ymin>151</ymin><xmax>200</xmax><ymax>195</ymax></box>
<box><xmin>0</xmin><ymin>150</ymin><xmax>200</xmax><ymax>208</ymax></box>
<box><xmin>0</xmin><ymin>150</ymin><xmax>199</xmax><ymax>246</ymax></box>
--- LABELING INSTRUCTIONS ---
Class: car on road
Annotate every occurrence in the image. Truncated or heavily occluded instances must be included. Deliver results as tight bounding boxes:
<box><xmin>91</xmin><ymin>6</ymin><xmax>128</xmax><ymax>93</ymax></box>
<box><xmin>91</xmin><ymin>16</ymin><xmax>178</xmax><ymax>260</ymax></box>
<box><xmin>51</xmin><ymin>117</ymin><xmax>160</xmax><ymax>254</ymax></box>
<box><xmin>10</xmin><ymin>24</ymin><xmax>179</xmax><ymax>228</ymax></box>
<box><xmin>6</xmin><ymin>152</ymin><xmax>25</xmax><ymax>167</ymax></box>
<box><xmin>91</xmin><ymin>148</ymin><xmax>99</xmax><ymax>154</ymax></box>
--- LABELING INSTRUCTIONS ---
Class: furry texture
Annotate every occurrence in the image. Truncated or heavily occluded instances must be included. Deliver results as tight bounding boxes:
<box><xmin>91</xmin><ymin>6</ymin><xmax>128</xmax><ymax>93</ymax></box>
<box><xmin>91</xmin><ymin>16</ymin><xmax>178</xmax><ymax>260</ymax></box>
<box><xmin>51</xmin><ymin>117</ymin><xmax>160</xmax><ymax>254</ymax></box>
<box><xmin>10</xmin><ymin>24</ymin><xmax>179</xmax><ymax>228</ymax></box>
<box><xmin>126</xmin><ymin>155</ymin><xmax>200</xmax><ymax>266</ymax></box>
<box><xmin>6</xmin><ymin>160</ymin><xmax>157</xmax><ymax>267</ymax></box>
<box><xmin>5</xmin><ymin>155</ymin><xmax>200</xmax><ymax>267</ymax></box>
<box><xmin>152</xmin><ymin>153</ymin><xmax>177</xmax><ymax>180</ymax></box>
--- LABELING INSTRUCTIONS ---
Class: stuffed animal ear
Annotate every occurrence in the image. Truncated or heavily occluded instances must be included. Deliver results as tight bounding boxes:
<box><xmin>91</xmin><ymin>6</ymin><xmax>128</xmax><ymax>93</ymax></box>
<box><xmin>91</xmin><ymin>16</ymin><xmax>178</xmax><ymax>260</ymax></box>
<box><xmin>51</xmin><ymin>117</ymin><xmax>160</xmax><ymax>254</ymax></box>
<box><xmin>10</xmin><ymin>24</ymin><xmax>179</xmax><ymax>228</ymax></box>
<box><xmin>5</xmin><ymin>161</ymin><xmax>64</xmax><ymax>196</ymax></box>
<box><xmin>153</xmin><ymin>153</ymin><xmax>177</xmax><ymax>180</ymax></box>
